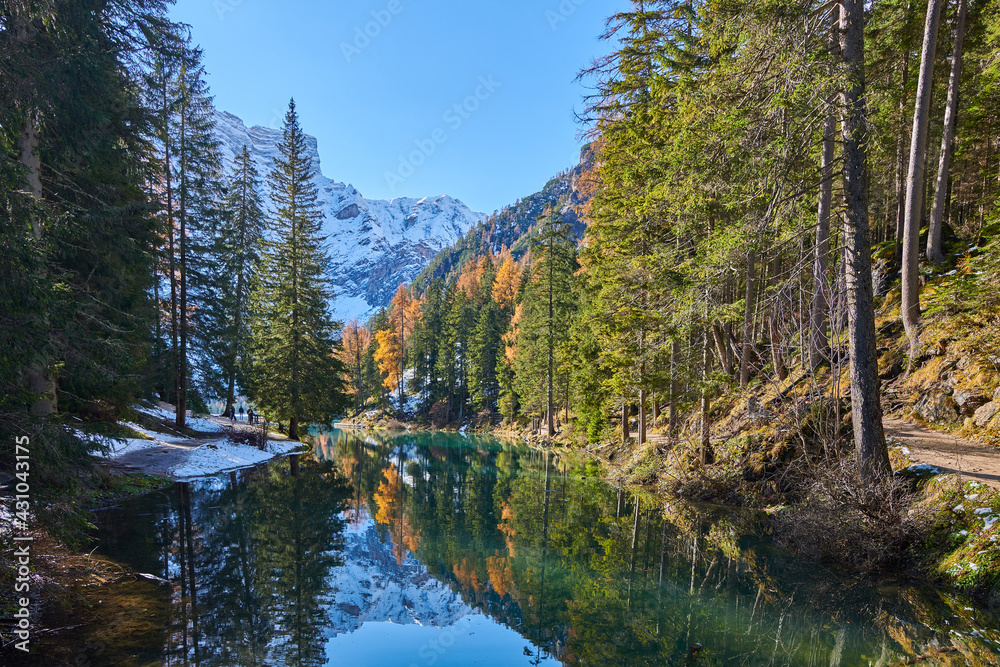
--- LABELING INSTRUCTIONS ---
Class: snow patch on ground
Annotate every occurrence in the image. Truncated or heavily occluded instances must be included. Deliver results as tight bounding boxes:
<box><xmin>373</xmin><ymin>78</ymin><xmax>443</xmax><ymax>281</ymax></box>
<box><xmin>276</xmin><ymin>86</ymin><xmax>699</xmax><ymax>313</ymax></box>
<box><xmin>85</xmin><ymin>405</ymin><xmax>300</xmax><ymax>479</ymax></box>
<box><xmin>134</xmin><ymin>405</ymin><xmax>223</xmax><ymax>433</ymax></box>
<box><xmin>121</xmin><ymin>421</ymin><xmax>188</xmax><ymax>443</ymax></box>
<box><xmin>169</xmin><ymin>440</ymin><xmax>302</xmax><ymax>478</ymax></box>
<box><xmin>188</xmin><ymin>416</ymin><xmax>225</xmax><ymax>433</ymax></box>
<box><xmin>135</xmin><ymin>404</ymin><xmax>176</xmax><ymax>421</ymax></box>
<box><xmin>74</xmin><ymin>427</ymin><xmax>164</xmax><ymax>459</ymax></box>
<box><xmin>98</xmin><ymin>438</ymin><xmax>165</xmax><ymax>458</ymax></box>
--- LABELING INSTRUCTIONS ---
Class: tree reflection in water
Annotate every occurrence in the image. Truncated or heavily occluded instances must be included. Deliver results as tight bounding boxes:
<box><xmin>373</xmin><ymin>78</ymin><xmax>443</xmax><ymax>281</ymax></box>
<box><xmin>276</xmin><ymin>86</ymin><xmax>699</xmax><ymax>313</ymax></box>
<box><xmin>94</xmin><ymin>430</ymin><xmax>1000</xmax><ymax>666</ymax></box>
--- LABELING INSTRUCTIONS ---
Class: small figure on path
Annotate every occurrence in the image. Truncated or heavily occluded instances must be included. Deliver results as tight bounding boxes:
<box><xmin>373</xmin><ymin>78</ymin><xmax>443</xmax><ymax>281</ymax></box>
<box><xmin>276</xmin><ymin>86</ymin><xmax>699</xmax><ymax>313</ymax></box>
<box><xmin>247</xmin><ymin>407</ymin><xmax>256</xmax><ymax>424</ymax></box>
<box><xmin>228</xmin><ymin>405</ymin><xmax>236</xmax><ymax>423</ymax></box>
<box><xmin>238</xmin><ymin>405</ymin><xmax>245</xmax><ymax>422</ymax></box>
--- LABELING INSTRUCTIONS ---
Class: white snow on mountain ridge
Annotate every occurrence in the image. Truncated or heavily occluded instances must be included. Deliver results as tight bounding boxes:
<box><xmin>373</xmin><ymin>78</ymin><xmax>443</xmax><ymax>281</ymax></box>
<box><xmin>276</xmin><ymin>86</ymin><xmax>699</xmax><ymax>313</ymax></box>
<box><xmin>213</xmin><ymin>111</ymin><xmax>485</xmax><ymax>323</ymax></box>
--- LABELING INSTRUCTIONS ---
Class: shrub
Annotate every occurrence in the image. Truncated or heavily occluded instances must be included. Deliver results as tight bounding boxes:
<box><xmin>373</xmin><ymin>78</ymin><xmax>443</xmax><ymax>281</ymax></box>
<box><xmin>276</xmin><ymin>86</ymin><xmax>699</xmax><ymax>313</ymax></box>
<box><xmin>773</xmin><ymin>459</ymin><xmax>931</xmax><ymax>571</ymax></box>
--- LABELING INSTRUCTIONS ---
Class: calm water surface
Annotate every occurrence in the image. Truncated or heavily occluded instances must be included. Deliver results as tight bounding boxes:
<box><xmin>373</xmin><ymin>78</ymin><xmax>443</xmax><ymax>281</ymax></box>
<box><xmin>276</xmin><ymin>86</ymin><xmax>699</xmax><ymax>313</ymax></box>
<box><xmin>84</xmin><ymin>428</ymin><xmax>1000</xmax><ymax>666</ymax></box>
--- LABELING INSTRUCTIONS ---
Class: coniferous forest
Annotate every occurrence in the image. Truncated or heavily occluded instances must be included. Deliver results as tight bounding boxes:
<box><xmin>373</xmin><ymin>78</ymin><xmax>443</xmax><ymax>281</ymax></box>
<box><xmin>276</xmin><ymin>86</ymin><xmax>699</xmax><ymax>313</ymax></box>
<box><xmin>1</xmin><ymin>3</ymin><xmax>347</xmax><ymax>532</ymax></box>
<box><xmin>354</xmin><ymin>1</ymin><xmax>1000</xmax><ymax>465</ymax></box>
<box><xmin>5</xmin><ymin>0</ymin><xmax>1000</xmax><ymax>663</ymax></box>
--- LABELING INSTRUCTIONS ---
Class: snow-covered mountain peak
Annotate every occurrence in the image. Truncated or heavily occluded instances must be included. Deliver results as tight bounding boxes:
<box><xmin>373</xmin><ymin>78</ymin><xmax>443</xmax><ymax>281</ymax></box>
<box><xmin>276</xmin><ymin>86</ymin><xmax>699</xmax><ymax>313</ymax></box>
<box><xmin>213</xmin><ymin>110</ymin><xmax>485</xmax><ymax>322</ymax></box>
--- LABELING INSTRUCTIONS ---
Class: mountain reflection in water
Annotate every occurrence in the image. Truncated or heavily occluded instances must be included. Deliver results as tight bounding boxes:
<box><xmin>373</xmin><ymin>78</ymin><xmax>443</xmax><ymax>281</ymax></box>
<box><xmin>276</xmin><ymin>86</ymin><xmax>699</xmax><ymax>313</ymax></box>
<box><xmin>89</xmin><ymin>428</ymin><xmax>1000</xmax><ymax>666</ymax></box>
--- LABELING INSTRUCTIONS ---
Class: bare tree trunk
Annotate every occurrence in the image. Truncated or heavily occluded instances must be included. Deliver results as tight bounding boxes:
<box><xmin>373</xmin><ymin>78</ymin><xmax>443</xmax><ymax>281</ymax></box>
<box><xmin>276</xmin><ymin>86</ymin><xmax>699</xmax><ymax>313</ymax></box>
<box><xmin>768</xmin><ymin>252</ymin><xmax>788</xmax><ymax>381</ymax></box>
<box><xmin>18</xmin><ymin>117</ymin><xmax>42</xmax><ymax>209</ymax></box>
<box><xmin>669</xmin><ymin>339</ymin><xmax>680</xmax><ymax>439</ymax></box>
<box><xmin>811</xmin><ymin>110</ymin><xmax>835</xmax><ymax>370</ymax></box>
<box><xmin>639</xmin><ymin>388</ymin><xmax>647</xmax><ymax>445</ymax></box>
<box><xmin>19</xmin><ymin>115</ymin><xmax>58</xmax><ymax>417</ymax></box>
<box><xmin>700</xmin><ymin>325</ymin><xmax>714</xmax><ymax>465</ymax></box>
<box><xmin>177</xmin><ymin>102</ymin><xmax>188</xmax><ymax>428</ymax></box>
<box><xmin>713</xmin><ymin>325</ymin><xmax>732</xmax><ymax>376</ymax></box>
<box><xmin>622</xmin><ymin>402</ymin><xmax>630</xmax><ymax>444</ymax></box>
<box><xmin>160</xmin><ymin>75</ymin><xmax>181</xmax><ymax>421</ymax></box>
<box><xmin>901</xmin><ymin>0</ymin><xmax>945</xmax><ymax>362</ymax></box>
<box><xmin>840</xmin><ymin>0</ymin><xmax>891</xmax><ymax>481</ymax></box>
<box><xmin>927</xmin><ymin>0</ymin><xmax>968</xmax><ymax>263</ymax></box>
<box><xmin>740</xmin><ymin>249</ymin><xmax>757</xmax><ymax>388</ymax></box>
<box><xmin>894</xmin><ymin>8</ymin><xmax>913</xmax><ymax>266</ymax></box>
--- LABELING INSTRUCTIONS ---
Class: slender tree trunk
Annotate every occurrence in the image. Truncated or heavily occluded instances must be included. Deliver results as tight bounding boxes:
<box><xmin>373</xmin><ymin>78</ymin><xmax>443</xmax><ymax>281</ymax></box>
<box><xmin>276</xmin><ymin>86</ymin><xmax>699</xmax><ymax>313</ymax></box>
<box><xmin>227</xmin><ymin>163</ymin><xmax>251</xmax><ymax>416</ymax></box>
<box><xmin>20</xmin><ymin>116</ymin><xmax>57</xmax><ymax>416</ymax></box>
<box><xmin>901</xmin><ymin>0</ymin><xmax>944</xmax><ymax>362</ymax></box>
<box><xmin>547</xmin><ymin>233</ymin><xmax>556</xmax><ymax>437</ymax></box>
<box><xmin>622</xmin><ymin>402</ymin><xmax>630</xmax><ymax>444</ymax></box>
<box><xmin>226</xmin><ymin>260</ymin><xmax>244</xmax><ymax>416</ymax></box>
<box><xmin>811</xmin><ymin>110</ymin><xmax>835</xmax><ymax>370</ymax></box>
<box><xmin>669</xmin><ymin>339</ymin><xmax>680</xmax><ymax>439</ymax></box>
<box><xmin>177</xmin><ymin>100</ymin><xmax>188</xmax><ymax>428</ymax></box>
<box><xmin>768</xmin><ymin>252</ymin><xmax>788</xmax><ymax>381</ymax></box>
<box><xmin>840</xmin><ymin>0</ymin><xmax>891</xmax><ymax>481</ymax></box>
<box><xmin>161</xmin><ymin>76</ymin><xmax>180</xmax><ymax>419</ymax></box>
<box><xmin>18</xmin><ymin>117</ymin><xmax>42</xmax><ymax>208</ymax></box>
<box><xmin>740</xmin><ymin>249</ymin><xmax>757</xmax><ymax>388</ymax></box>
<box><xmin>700</xmin><ymin>324</ymin><xmax>714</xmax><ymax>465</ymax></box>
<box><xmin>639</xmin><ymin>388</ymin><xmax>647</xmax><ymax>445</ymax></box>
<box><xmin>894</xmin><ymin>8</ymin><xmax>914</xmax><ymax>266</ymax></box>
<box><xmin>154</xmin><ymin>269</ymin><xmax>162</xmax><ymax>392</ymax></box>
<box><xmin>927</xmin><ymin>0</ymin><xmax>968</xmax><ymax>263</ymax></box>
<box><xmin>713</xmin><ymin>325</ymin><xmax>732</xmax><ymax>376</ymax></box>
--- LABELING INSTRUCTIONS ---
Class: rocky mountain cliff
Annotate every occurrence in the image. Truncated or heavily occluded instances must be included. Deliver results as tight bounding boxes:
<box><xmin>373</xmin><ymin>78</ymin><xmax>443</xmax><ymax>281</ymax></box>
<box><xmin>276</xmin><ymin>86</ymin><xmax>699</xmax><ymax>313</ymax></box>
<box><xmin>213</xmin><ymin>111</ymin><xmax>485</xmax><ymax>322</ymax></box>
<box><xmin>410</xmin><ymin>144</ymin><xmax>595</xmax><ymax>293</ymax></box>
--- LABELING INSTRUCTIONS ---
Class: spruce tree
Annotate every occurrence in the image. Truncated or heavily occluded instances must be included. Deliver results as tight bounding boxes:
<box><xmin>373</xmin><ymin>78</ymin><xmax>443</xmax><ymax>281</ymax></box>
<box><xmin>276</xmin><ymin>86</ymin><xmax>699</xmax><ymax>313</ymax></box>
<box><xmin>209</xmin><ymin>145</ymin><xmax>265</xmax><ymax>414</ymax></box>
<box><xmin>469</xmin><ymin>296</ymin><xmax>503</xmax><ymax>414</ymax></box>
<box><xmin>513</xmin><ymin>208</ymin><xmax>577</xmax><ymax>435</ymax></box>
<box><xmin>177</xmin><ymin>51</ymin><xmax>224</xmax><ymax>420</ymax></box>
<box><xmin>147</xmin><ymin>34</ymin><xmax>224</xmax><ymax>425</ymax></box>
<box><xmin>408</xmin><ymin>278</ymin><xmax>446</xmax><ymax>405</ymax></box>
<box><xmin>247</xmin><ymin>99</ymin><xmax>347</xmax><ymax>439</ymax></box>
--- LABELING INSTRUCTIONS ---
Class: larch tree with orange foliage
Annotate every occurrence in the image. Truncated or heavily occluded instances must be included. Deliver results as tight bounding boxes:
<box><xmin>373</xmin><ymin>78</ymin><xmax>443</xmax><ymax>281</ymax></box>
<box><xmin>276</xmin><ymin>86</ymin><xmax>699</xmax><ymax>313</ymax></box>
<box><xmin>374</xmin><ymin>327</ymin><xmax>403</xmax><ymax>408</ymax></box>
<box><xmin>492</xmin><ymin>251</ymin><xmax>522</xmax><ymax>314</ymax></box>
<box><xmin>375</xmin><ymin>285</ymin><xmax>419</xmax><ymax>412</ymax></box>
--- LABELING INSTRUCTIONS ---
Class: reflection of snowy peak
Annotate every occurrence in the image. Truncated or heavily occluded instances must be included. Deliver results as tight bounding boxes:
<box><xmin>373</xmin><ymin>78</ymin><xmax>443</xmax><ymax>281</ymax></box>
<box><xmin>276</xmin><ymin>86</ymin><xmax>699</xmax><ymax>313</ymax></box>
<box><xmin>214</xmin><ymin>111</ymin><xmax>485</xmax><ymax>322</ymax></box>
<box><xmin>326</xmin><ymin>515</ymin><xmax>469</xmax><ymax>636</ymax></box>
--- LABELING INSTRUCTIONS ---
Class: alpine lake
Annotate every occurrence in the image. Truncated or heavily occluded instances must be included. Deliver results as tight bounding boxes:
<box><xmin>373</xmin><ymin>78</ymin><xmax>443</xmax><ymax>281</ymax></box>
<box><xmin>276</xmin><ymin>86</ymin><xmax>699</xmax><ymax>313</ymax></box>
<box><xmin>49</xmin><ymin>429</ymin><xmax>1000</xmax><ymax>665</ymax></box>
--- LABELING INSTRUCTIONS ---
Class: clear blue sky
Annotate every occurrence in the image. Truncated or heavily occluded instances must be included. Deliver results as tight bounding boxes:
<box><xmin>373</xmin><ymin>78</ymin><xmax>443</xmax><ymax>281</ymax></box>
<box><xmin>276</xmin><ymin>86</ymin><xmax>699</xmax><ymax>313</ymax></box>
<box><xmin>170</xmin><ymin>0</ymin><xmax>625</xmax><ymax>214</ymax></box>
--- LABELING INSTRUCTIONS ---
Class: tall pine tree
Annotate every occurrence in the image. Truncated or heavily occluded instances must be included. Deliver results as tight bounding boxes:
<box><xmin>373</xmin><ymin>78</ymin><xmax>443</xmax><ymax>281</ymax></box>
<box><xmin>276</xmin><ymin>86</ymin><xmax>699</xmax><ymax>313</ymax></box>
<box><xmin>209</xmin><ymin>145</ymin><xmax>265</xmax><ymax>414</ymax></box>
<box><xmin>247</xmin><ymin>100</ymin><xmax>347</xmax><ymax>440</ymax></box>
<box><xmin>147</xmin><ymin>34</ymin><xmax>223</xmax><ymax>426</ymax></box>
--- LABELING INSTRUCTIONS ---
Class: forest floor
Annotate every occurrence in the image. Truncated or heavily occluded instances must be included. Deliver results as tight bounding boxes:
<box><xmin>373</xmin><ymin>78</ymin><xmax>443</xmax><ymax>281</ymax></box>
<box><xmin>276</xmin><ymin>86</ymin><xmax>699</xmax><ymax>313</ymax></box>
<box><xmin>885</xmin><ymin>417</ymin><xmax>1000</xmax><ymax>490</ymax></box>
